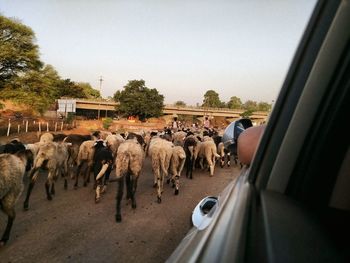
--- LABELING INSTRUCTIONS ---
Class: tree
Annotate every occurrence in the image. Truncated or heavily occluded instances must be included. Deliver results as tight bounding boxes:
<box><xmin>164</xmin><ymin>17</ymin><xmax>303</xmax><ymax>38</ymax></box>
<box><xmin>202</xmin><ymin>90</ymin><xmax>222</xmax><ymax>108</ymax></box>
<box><xmin>174</xmin><ymin>101</ymin><xmax>186</xmax><ymax>107</ymax></box>
<box><xmin>0</xmin><ymin>15</ymin><xmax>42</xmax><ymax>86</ymax></box>
<box><xmin>113</xmin><ymin>80</ymin><xmax>164</xmax><ymax>120</ymax></box>
<box><xmin>76</xmin><ymin>82</ymin><xmax>101</xmax><ymax>99</ymax></box>
<box><xmin>257</xmin><ymin>101</ymin><xmax>272</xmax><ymax>111</ymax></box>
<box><xmin>55</xmin><ymin>79</ymin><xmax>87</xmax><ymax>99</ymax></box>
<box><xmin>242</xmin><ymin>100</ymin><xmax>258</xmax><ymax>111</ymax></box>
<box><xmin>0</xmin><ymin>65</ymin><xmax>60</xmax><ymax>114</ymax></box>
<box><xmin>227</xmin><ymin>96</ymin><xmax>242</xmax><ymax>109</ymax></box>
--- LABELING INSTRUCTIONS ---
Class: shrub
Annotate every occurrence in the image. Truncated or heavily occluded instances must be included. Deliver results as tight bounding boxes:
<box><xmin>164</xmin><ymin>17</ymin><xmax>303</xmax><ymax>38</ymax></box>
<box><xmin>103</xmin><ymin>117</ymin><xmax>113</xmax><ymax>130</ymax></box>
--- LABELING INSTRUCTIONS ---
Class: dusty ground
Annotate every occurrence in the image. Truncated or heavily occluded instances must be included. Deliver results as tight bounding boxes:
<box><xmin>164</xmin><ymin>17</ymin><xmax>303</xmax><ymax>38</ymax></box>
<box><xmin>0</xmin><ymin>130</ymin><xmax>240</xmax><ymax>263</ymax></box>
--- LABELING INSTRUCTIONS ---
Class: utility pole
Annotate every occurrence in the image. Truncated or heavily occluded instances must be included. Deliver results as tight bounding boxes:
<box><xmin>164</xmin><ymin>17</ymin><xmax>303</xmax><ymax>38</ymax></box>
<box><xmin>97</xmin><ymin>76</ymin><xmax>103</xmax><ymax>119</ymax></box>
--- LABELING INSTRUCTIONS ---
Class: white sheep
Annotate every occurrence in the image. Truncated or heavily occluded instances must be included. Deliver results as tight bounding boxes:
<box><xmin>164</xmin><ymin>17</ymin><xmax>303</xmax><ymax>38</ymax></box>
<box><xmin>148</xmin><ymin>137</ymin><xmax>173</xmax><ymax>203</ymax></box>
<box><xmin>23</xmin><ymin>142</ymin><xmax>70</xmax><ymax>210</ymax></box>
<box><xmin>168</xmin><ymin>146</ymin><xmax>186</xmax><ymax>195</ymax></box>
<box><xmin>172</xmin><ymin>131</ymin><xmax>187</xmax><ymax>146</ymax></box>
<box><xmin>25</xmin><ymin>142</ymin><xmax>42</xmax><ymax>161</ymax></box>
<box><xmin>105</xmin><ymin>134</ymin><xmax>125</xmax><ymax>157</ymax></box>
<box><xmin>74</xmin><ymin>140</ymin><xmax>95</xmax><ymax>189</ymax></box>
<box><xmin>217</xmin><ymin>142</ymin><xmax>231</xmax><ymax>167</ymax></box>
<box><xmin>99</xmin><ymin>131</ymin><xmax>112</xmax><ymax>140</ymax></box>
<box><xmin>197</xmin><ymin>136</ymin><xmax>220</xmax><ymax>176</ymax></box>
<box><xmin>0</xmin><ymin>150</ymin><xmax>33</xmax><ymax>246</ymax></box>
<box><xmin>39</xmin><ymin>132</ymin><xmax>54</xmax><ymax>144</ymax></box>
<box><xmin>114</xmin><ymin>138</ymin><xmax>144</xmax><ymax>222</ymax></box>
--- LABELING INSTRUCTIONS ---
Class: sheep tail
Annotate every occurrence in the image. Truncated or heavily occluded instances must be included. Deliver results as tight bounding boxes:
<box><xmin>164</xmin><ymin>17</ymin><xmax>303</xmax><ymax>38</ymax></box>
<box><xmin>212</xmin><ymin>148</ymin><xmax>220</xmax><ymax>158</ymax></box>
<box><xmin>160</xmin><ymin>153</ymin><xmax>167</xmax><ymax>176</ymax></box>
<box><xmin>188</xmin><ymin>146</ymin><xmax>194</xmax><ymax>159</ymax></box>
<box><xmin>96</xmin><ymin>163</ymin><xmax>109</xmax><ymax>181</ymax></box>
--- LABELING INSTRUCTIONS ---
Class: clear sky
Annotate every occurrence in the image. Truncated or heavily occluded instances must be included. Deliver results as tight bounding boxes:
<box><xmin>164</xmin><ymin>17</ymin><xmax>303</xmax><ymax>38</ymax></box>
<box><xmin>1</xmin><ymin>0</ymin><xmax>316</xmax><ymax>105</ymax></box>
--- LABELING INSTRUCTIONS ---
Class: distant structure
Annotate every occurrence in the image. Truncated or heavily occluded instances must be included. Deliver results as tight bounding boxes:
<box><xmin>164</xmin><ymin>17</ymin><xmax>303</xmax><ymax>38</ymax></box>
<box><xmin>56</xmin><ymin>98</ymin><xmax>268</xmax><ymax>123</ymax></box>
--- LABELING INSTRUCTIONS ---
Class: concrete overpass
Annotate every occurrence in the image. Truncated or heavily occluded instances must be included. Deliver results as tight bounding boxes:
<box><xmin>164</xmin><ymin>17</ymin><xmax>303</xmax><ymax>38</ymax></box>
<box><xmin>67</xmin><ymin>99</ymin><xmax>268</xmax><ymax>121</ymax></box>
<box><xmin>163</xmin><ymin>105</ymin><xmax>243</xmax><ymax>118</ymax></box>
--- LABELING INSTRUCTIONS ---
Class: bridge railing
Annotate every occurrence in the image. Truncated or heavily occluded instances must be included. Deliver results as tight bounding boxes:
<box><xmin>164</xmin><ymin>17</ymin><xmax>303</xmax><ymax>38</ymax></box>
<box><xmin>164</xmin><ymin>104</ymin><xmax>245</xmax><ymax>113</ymax></box>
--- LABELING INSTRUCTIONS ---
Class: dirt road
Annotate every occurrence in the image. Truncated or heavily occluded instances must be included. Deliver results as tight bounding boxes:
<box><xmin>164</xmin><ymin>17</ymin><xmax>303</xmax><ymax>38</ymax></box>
<box><xmin>0</xmin><ymin>149</ymin><xmax>240</xmax><ymax>262</ymax></box>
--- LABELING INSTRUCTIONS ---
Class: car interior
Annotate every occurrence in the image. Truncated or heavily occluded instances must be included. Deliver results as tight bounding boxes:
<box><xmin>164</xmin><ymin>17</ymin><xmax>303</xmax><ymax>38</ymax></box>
<box><xmin>245</xmin><ymin>0</ymin><xmax>350</xmax><ymax>261</ymax></box>
<box><xmin>167</xmin><ymin>0</ymin><xmax>349</xmax><ymax>262</ymax></box>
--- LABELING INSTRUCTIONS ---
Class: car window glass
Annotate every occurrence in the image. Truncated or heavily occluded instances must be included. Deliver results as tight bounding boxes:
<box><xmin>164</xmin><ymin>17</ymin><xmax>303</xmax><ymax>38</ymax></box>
<box><xmin>329</xmin><ymin>147</ymin><xmax>350</xmax><ymax>210</ymax></box>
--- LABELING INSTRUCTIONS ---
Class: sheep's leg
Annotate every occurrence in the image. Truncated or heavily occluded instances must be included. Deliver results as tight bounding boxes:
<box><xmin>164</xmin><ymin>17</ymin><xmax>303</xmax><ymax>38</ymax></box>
<box><xmin>226</xmin><ymin>152</ymin><xmax>231</xmax><ymax>167</ymax></box>
<box><xmin>83</xmin><ymin>163</ymin><xmax>91</xmax><ymax>187</ymax></box>
<box><xmin>185</xmin><ymin>156</ymin><xmax>189</xmax><ymax>178</ymax></box>
<box><xmin>0</xmin><ymin>205</ymin><xmax>15</xmax><ymax>246</ymax></box>
<box><xmin>126</xmin><ymin>173</ymin><xmax>132</xmax><ymax>200</ymax></box>
<box><xmin>189</xmin><ymin>157</ymin><xmax>194</xmax><ymax>179</ymax></box>
<box><xmin>63</xmin><ymin>159</ymin><xmax>69</xmax><ymax>188</ymax></box>
<box><xmin>166</xmin><ymin>170</ymin><xmax>172</xmax><ymax>184</ymax></box>
<box><xmin>199</xmin><ymin>157</ymin><xmax>204</xmax><ymax>170</ymax></box>
<box><xmin>23</xmin><ymin>168</ymin><xmax>40</xmax><ymax>210</ymax></box>
<box><xmin>152</xmin><ymin>165</ymin><xmax>158</xmax><ymax>188</ymax></box>
<box><xmin>207</xmin><ymin>156</ymin><xmax>214</xmax><ymax>177</ymax></box>
<box><xmin>174</xmin><ymin>175</ymin><xmax>180</xmax><ymax>195</ymax></box>
<box><xmin>131</xmin><ymin>175</ymin><xmax>138</xmax><ymax>209</ymax></box>
<box><xmin>86</xmin><ymin>164</ymin><xmax>92</xmax><ymax>184</ymax></box>
<box><xmin>51</xmin><ymin>183</ymin><xmax>56</xmax><ymax>195</ymax></box>
<box><xmin>220</xmin><ymin>155</ymin><xmax>225</xmax><ymax>168</ymax></box>
<box><xmin>58</xmin><ymin>165</ymin><xmax>67</xmax><ymax>190</ymax></box>
<box><xmin>157</xmin><ymin>172</ymin><xmax>164</xmax><ymax>204</ymax></box>
<box><xmin>64</xmin><ymin>177</ymin><xmax>68</xmax><ymax>190</ymax></box>
<box><xmin>45</xmin><ymin>180</ymin><xmax>53</xmax><ymax>200</ymax></box>
<box><xmin>75</xmin><ymin>162</ymin><xmax>83</xmax><ymax>189</ymax></box>
<box><xmin>115</xmin><ymin>176</ymin><xmax>124</xmax><ymax>223</ymax></box>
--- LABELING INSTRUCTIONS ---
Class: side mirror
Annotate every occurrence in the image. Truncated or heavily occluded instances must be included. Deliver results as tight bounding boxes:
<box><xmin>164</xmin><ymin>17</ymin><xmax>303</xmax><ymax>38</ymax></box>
<box><xmin>192</xmin><ymin>196</ymin><xmax>218</xmax><ymax>230</ymax></box>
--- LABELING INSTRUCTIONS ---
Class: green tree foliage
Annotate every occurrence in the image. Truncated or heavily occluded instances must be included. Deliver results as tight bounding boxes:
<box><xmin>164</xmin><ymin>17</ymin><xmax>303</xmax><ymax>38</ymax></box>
<box><xmin>0</xmin><ymin>65</ymin><xmax>60</xmax><ymax>114</ymax></box>
<box><xmin>227</xmin><ymin>96</ymin><xmax>242</xmax><ymax>109</ymax></box>
<box><xmin>0</xmin><ymin>14</ymin><xmax>102</xmax><ymax>115</ymax></box>
<box><xmin>76</xmin><ymin>82</ymin><xmax>101</xmax><ymax>99</ymax></box>
<box><xmin>202</xmin><ymin>90</ymin><xmax>222</xmax><ymax>108</ymax></box>
<box><xmin>241</xmin><ymin>110</ymin><xmax>254</xmax><ymax>118</ymax></box>
<box><xmin>58</xmin><ymin>81</ymin><xmax>100</xmax><ymax>99</ymax></box>
<box><xmin>56</xmin><ymin>79</ymin><xmax>88</xmax><ymax>99</ymax></box>
<box><xmin>103</xmin><ymin>117</ymin><xmax>113</xmax><ymax>129</ymax></box>
<box><xmin>242</xmin><ymin>100</ymin><xmax>258</xmax><ymax>111</ymax></box>
<box><xmin>257</xmin><ymin>101</ymin><xmax>272</xmax><ymax>111</ymax></box>
<box><xmin>174</xmin><ymin>101</ymin><xmax>186</xmax><ymax>107</ymax></box>
<box><xmin>0</xmin><ymin>15</ymin><xmax>42</xmax><ymax>86</ymax></box>
<box><xmin>113</xmin><ymin>80</ymin><xmax>164</xmax><ymax>120</ymax></box>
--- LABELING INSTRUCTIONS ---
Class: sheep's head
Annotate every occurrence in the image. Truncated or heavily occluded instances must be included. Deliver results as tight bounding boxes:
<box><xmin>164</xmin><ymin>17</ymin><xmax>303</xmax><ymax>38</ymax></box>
<box><xmin>93</xmin><ymin>140</ymin><xmax>106</xmax><ymax>149</ymax></box>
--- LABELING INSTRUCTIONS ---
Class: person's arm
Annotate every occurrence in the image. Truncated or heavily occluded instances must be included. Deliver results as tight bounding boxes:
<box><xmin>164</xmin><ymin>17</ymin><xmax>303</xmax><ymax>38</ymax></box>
<box><xmin>237</xmin><ymin>125</ymin><xmax>266</xmax><ymax>165</ymax></box>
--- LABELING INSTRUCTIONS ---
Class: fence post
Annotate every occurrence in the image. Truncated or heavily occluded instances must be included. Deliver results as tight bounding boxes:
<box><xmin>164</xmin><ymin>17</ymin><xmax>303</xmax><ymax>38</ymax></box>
<box><xmin>26</xmin><ymin>120</ymin><xmax>28</xmax><ymax>133</ymax></box>
<box><xmin>7</xmin><ymin>119</ymin><xmax>11</xmax><ymax>136</ymax></box>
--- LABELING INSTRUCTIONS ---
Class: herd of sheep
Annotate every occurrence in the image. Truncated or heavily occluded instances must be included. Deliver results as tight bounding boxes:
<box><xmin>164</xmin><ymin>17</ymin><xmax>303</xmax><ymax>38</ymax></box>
<box><xmin>0</xmin><ymin>126</ymin><xmax>236</xmax><ymax>246</ymax></box>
